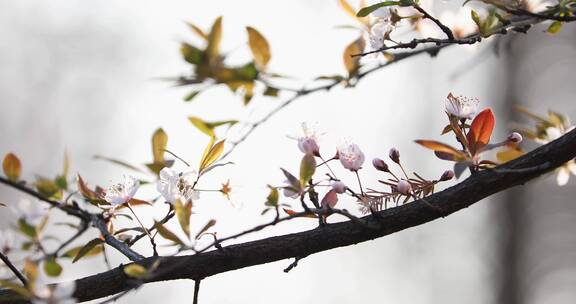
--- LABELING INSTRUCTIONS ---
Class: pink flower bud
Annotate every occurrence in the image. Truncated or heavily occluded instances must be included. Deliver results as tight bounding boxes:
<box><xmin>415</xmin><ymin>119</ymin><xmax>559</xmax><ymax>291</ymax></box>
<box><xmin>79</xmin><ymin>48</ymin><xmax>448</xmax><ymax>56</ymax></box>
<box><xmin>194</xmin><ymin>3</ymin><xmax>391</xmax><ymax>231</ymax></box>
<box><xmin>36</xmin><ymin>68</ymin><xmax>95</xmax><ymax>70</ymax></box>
<box><xmin>507</xmin><ymin>132</ymin><xmax>523</xmax><ymax>144</ymax></box>
<box><xmin>389</xmin><ymin>148</ymin><xmax>400</xmax><ymax>164</ymax></box>
<box><xmin>439</xmin><ymin>170</ymin><xmax>454</xmax><ymax>181</ymax></box>
<box><xmin>372</xmin><ymin>158</ymin><xmax>389</xmax><ymax>172</ymax></box>
<box><xmin>321</xmin><ymin>189</ymin><xmax>339</xmax><ymax>208</ymax></box>
<box><xmin>396</xmin><ymin>180</ymin><xmax>412</xmax><ymax>195</ymax></box>
<box><xmin>330</xmin><ymin>181</ymin><xmax>347</xmax><ymax>194</ymax></box>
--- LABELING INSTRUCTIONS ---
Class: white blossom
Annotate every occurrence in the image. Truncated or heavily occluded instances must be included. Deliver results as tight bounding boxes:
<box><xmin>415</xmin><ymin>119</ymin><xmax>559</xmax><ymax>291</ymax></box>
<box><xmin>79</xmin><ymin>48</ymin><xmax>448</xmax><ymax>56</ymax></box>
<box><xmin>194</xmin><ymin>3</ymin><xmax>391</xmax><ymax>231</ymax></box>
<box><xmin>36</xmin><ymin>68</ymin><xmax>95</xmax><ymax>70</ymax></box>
<box><xmin>440</xmin><ymin>7</ymin><xmax>478</xmax><ymax>39</ymax></box>
<box><xmin>32</xmin><ymin>282</ymin><xmax>76</xmax><ymax>304</ymax></box>
<box><xmin>445</xmin><ymin>93</ymin><xmax>479</xmax><ymax>119</ymax></box>
<box><xmin>295</xmin><ymin>122</ymin><xmax>321</xmax><ymax>156</ymax></box>
<box><xmin>13</xmin><ymin>198</ymin><xmax>48</xmax><ymax>225</ymax></box>
<box><xmin>338</xmin><ymin>142</ymin><xmax>365</xmax><ymax>171</ymax></box>
<box><xmin>156</xmin><ymin>168</ymin><xmax>200</xmax><ymax>204</ymax></box>
<box><xmin>104</xmin><ymin>175</ymin><xmax>140</xmax><ymax>206</ymax></box>
<box><xmin>330</xmin><ymin>181</ymin><xmax>347</xmax><ymax>194</ymax></box>
<box><xmin>369</xmin><ymin>20</ymin><xmax>394</xmax><ymax>50</ymax></box>
<box><xmin>536</xmin><ymin>126</ymin><xmax>576</xmax><ymax>186</ymax></box>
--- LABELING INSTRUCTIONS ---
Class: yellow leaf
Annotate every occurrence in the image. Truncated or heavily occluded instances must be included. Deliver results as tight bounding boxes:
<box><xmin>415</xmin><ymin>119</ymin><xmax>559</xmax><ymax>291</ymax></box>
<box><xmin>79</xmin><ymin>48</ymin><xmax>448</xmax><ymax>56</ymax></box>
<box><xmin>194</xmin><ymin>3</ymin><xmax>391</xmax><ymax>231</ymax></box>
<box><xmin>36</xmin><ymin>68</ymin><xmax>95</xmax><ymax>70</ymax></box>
<box><xmin>175</xmin><ymin>199</ymin><xmax>192</xmax><ymax>238</ymax></box>
<box><xmin>199</xmin><ymin>140</ymin><xmax>225</xmax><ymax>173</ymax></box>
<box><xmin>152</xmin><ymin>128</ymin><xmax>168</xmax><ymax>164</ymax></box>
<box><xmin>496</xmin><ymin>148</ymin><xmax>524</xmax><ymax>163</ymax></box>
<box><xmin>3</xmin><ymin>153</ymin><xmax>21</xmax><ymax>182</ymax></box>
<box><xmin>195</xmin><ymin>219</ymin><xmax>216</xmax><ymax>240</ymax></box>
<box><xmin>338</xmin><ymin>0</ymin><xmax>369</xmax><ymax>26</ymax></box>
<box><xmin>246</xmin><ymin>26</ymin><xmax>271</xmax><ymax>70</ymax></box>
<box><xmin>343</xmin><ymin>38</ymin><xmax>365</xmax><ymax>76</ymax></box>
<box><xmin>63</xmin><ymin>150</ymin><xmax>70</xmax><ymax>178</ymax></box>
<box><xmin>154</xmin><ymin>221</ymin><xmax>184</xmax><ymax>245</ymax></box>
<box><xmin>188</xmin><ymin>116</ymin><xmax>215</xmax><ymax>137</ymax></box>
<box><xmin>206</xmin><ymin>16</ymin><xmax>223</xmax><ymax>60</ymax></box>
<box><xmin>186</xmin><ymin>22</ymin><xmax>209</xmax><ymax>41</ymax></box>
<box><xmin>123</xmin><ymin>264</ymin><xmax>148</xmax><ymax>279</ymax></box>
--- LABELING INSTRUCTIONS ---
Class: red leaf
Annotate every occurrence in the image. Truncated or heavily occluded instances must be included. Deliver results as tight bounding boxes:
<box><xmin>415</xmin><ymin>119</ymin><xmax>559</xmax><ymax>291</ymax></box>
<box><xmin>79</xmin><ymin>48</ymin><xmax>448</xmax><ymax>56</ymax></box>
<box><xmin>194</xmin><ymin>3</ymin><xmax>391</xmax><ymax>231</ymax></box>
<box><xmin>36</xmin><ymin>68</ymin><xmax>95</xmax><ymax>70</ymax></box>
<box><xmin>467</xmin><ymin>108</ymin><xmax>495</xmax><ymax>154</ymax></box>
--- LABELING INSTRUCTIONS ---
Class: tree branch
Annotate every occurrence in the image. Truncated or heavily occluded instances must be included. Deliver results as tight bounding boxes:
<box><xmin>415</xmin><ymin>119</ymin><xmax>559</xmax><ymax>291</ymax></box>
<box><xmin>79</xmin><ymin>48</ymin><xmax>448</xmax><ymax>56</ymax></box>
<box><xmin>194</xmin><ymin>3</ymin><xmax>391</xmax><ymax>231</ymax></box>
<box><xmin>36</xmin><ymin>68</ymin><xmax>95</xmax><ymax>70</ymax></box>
<box><xmin>2</xmin><ymin>127</ymin><xmax>574</xmax><ymax>303</ymax></box>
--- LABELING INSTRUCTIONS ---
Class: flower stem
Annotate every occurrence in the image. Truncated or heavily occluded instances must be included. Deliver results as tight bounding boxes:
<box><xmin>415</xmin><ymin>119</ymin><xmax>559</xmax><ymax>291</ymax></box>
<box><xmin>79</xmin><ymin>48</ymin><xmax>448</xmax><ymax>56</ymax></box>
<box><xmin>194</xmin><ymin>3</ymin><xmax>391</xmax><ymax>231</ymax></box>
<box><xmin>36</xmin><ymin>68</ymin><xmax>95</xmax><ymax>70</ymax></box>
<box><xmin>126</xmin><ymin>203</ymin><xmax>157</xmax><ymax>256</ymax></box>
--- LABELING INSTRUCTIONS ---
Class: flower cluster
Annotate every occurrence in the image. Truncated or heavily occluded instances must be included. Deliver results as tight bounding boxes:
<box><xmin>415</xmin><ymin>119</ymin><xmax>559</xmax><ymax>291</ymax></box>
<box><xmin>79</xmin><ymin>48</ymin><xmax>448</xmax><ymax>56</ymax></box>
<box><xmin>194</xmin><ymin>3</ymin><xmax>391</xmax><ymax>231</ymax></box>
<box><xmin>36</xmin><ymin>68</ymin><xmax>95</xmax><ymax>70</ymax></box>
<box><xmin>416</xmin><ymin>93</ymin><xmax>522</xmax><ymax>177</ymax></box>
<box><xmin>515</xmin><ymin>107</ymin><xmax>576</xmax><ymax>185</ymax></box>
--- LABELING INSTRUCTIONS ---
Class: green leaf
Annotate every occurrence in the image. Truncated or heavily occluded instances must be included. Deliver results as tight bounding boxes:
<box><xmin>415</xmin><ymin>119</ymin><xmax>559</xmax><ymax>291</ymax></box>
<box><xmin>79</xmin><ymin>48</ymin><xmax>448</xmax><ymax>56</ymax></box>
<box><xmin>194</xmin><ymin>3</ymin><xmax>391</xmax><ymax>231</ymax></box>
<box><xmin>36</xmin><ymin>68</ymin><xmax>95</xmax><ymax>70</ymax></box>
<box><xmin>18</xmin><ymin>219</ymin><xmax>37</xmax><ymax>239</ymax></box>
<box><xmin>299</xmin><ymin>154</ymin><xmax>316</xmax><ymax>187</ymax></box>
<box><xmin>123</xmin><ymin>264</ymin><xmax>148</xmax><ymax>279</ymax></box>
<box><xmin>62</xmin><ymin>243</ymin><xmax>103</xmax><ymax>259</ymax></box>
<box><xmin>181</xmin><ymin>43</ymin><xmax>204</xmax><ymax>65</ymax></box>
<box><xmin>93</xmin><ymin>155</ymin><xmax>145</xmax><ymax>173</ymax></box>
<box><xmin>44</xmin><ymin>258</ymin><xmax>63</xmax><ymax>277</ymax></box>
<box><xmin>184</xmin><ymin>90</ymin><xmax>201</xmax><ymax>102</ymax></box>
<box><xmin>265</xmin><ymin>186</ymin><xmax>279</xmax><ymax>207</ymax></box>
<box><xmin>175</xmin><ymin>199</ymin><xmax>192</xmax><ymax>238</ymax></box>
<box><xmin>246</xmin><ymin>26</ymin><xmax>271</xmax><ymax>70</ymax></box>
<box><xmin>152</xmin><ymin>128</ymin><xmax>168</xmax><ymax>164</ymax></box>
<box><xmin>72</xmin><ymin>238</ymin><xmax>104</xmax><ymax>263</ymax></box>
<box><xmin>548</xmin><ymin>21</ymin><xmax>563</xmax><ymax>34</ymax></box>
<box><xmin>0</xmin><ymin>280</ymin><xmax>32</xmax><ymax>299</ymax></box>
<box><xmin>35</xmin><ymin>177</ymin><xmax>61</xmax><ymax>199</ymax></box>
<box><xmin>154</xmin><ymin>221</ymin><xmax>184</xmax><ymax>245</ymax></box>
<box><xmin>263</xmin><ymin>86</ymin><xmax>279</xmax><ymax>97</ymax></box>
<box><xmin>356</xmin><ymin>1</ymin><xmax>400</xmax><ymax>17</ymax></box>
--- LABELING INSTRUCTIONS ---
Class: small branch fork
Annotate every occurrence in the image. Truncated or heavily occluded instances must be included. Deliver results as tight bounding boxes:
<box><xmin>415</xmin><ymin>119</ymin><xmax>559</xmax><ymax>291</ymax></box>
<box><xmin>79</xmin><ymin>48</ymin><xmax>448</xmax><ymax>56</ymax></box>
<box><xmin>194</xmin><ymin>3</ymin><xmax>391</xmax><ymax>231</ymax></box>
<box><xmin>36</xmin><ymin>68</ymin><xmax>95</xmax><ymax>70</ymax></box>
<box><xmin>412</xmin><ymin>3</ymin><xmax>455</xmax><ymax>41</ymax></box>
<box><xmin>219</xmin><ymin>7</ymin><xmax>576</xmax><ymax>160</ymax></box>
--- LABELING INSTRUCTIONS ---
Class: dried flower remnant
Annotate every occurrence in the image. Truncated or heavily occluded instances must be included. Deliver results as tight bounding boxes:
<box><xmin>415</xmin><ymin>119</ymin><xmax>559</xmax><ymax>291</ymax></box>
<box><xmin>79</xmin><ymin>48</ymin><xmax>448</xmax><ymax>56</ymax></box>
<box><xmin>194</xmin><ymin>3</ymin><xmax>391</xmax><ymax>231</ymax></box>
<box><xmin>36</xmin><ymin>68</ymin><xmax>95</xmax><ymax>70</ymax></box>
<box><xmin>104</xmin><ymin>175</ymin><xmax>140</xmax><ymax>206</ymax></box>
<box><xmin>0</xmin><ymin>229</ymin><xmax>15</xmax><ymax>253</ymax></box>
<box><xmin>157</xmin><ymin>168</ymin><xmax>200</xmax><ymax>204</ymax></box>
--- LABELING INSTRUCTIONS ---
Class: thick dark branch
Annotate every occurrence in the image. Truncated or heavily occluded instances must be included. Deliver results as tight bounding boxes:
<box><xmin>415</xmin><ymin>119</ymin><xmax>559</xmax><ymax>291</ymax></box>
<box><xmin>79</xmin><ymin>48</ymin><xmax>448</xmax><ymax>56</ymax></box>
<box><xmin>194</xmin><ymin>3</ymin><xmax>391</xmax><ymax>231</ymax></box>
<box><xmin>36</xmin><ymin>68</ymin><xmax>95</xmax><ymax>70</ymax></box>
<box><xmin>1</xmin><ymin>127</ymin><xmax>574</xmax><ymax>303</ymax></box>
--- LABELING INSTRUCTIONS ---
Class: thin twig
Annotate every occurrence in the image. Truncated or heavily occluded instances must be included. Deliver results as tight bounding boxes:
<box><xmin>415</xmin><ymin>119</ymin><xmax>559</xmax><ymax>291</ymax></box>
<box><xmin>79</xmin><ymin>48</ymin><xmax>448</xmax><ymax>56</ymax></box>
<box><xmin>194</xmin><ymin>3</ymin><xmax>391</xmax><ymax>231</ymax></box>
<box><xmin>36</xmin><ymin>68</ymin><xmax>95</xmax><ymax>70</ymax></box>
<box><xmin>0</xmin><ymin>252</ymin><xmax>27</xmax><ymax>287</ymax></box>
<box><xmin>413</xmin><ymin>3</ymin><xmax>455</xmax><ymax>40</ymax></box>
<box><xmin>193</xmin><ymin>279</ymin><xmax>201</xmax><ymax>304</ymax></box>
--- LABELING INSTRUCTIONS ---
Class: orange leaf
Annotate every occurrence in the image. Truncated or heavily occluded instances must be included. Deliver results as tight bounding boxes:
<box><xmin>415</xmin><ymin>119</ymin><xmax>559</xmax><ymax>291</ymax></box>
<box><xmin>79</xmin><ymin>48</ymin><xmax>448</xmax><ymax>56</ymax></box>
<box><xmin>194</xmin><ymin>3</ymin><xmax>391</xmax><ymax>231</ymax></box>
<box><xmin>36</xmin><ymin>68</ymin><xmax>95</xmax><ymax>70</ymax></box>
<box><xmin>414</xmin><ymin>140</ymin><xmax>466</xmax><ymax>160</ymax></box>
<box><xmin>467</xmin><ymin>108</ymin><xmax>495</xmax><ymax>154</ymax></box>
<box><xmin>283</xmin><ymin>208</ymin><xmax>317</xmax><ymax>218</ymax></box>
<box><xmin>3</xmin><ymin>153</ymin><xmax>21</xmax><ymax>182</ymax></box>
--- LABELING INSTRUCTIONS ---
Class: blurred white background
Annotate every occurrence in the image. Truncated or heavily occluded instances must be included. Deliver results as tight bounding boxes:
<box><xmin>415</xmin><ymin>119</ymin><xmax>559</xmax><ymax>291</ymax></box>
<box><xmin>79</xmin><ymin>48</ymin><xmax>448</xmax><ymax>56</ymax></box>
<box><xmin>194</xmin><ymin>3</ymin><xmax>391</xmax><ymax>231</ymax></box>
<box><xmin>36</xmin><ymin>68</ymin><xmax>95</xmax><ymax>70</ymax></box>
<box><xmin>1</xmin><ymin>0</ymin><xmax>575</xmax><ymax>303</ymax></box>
